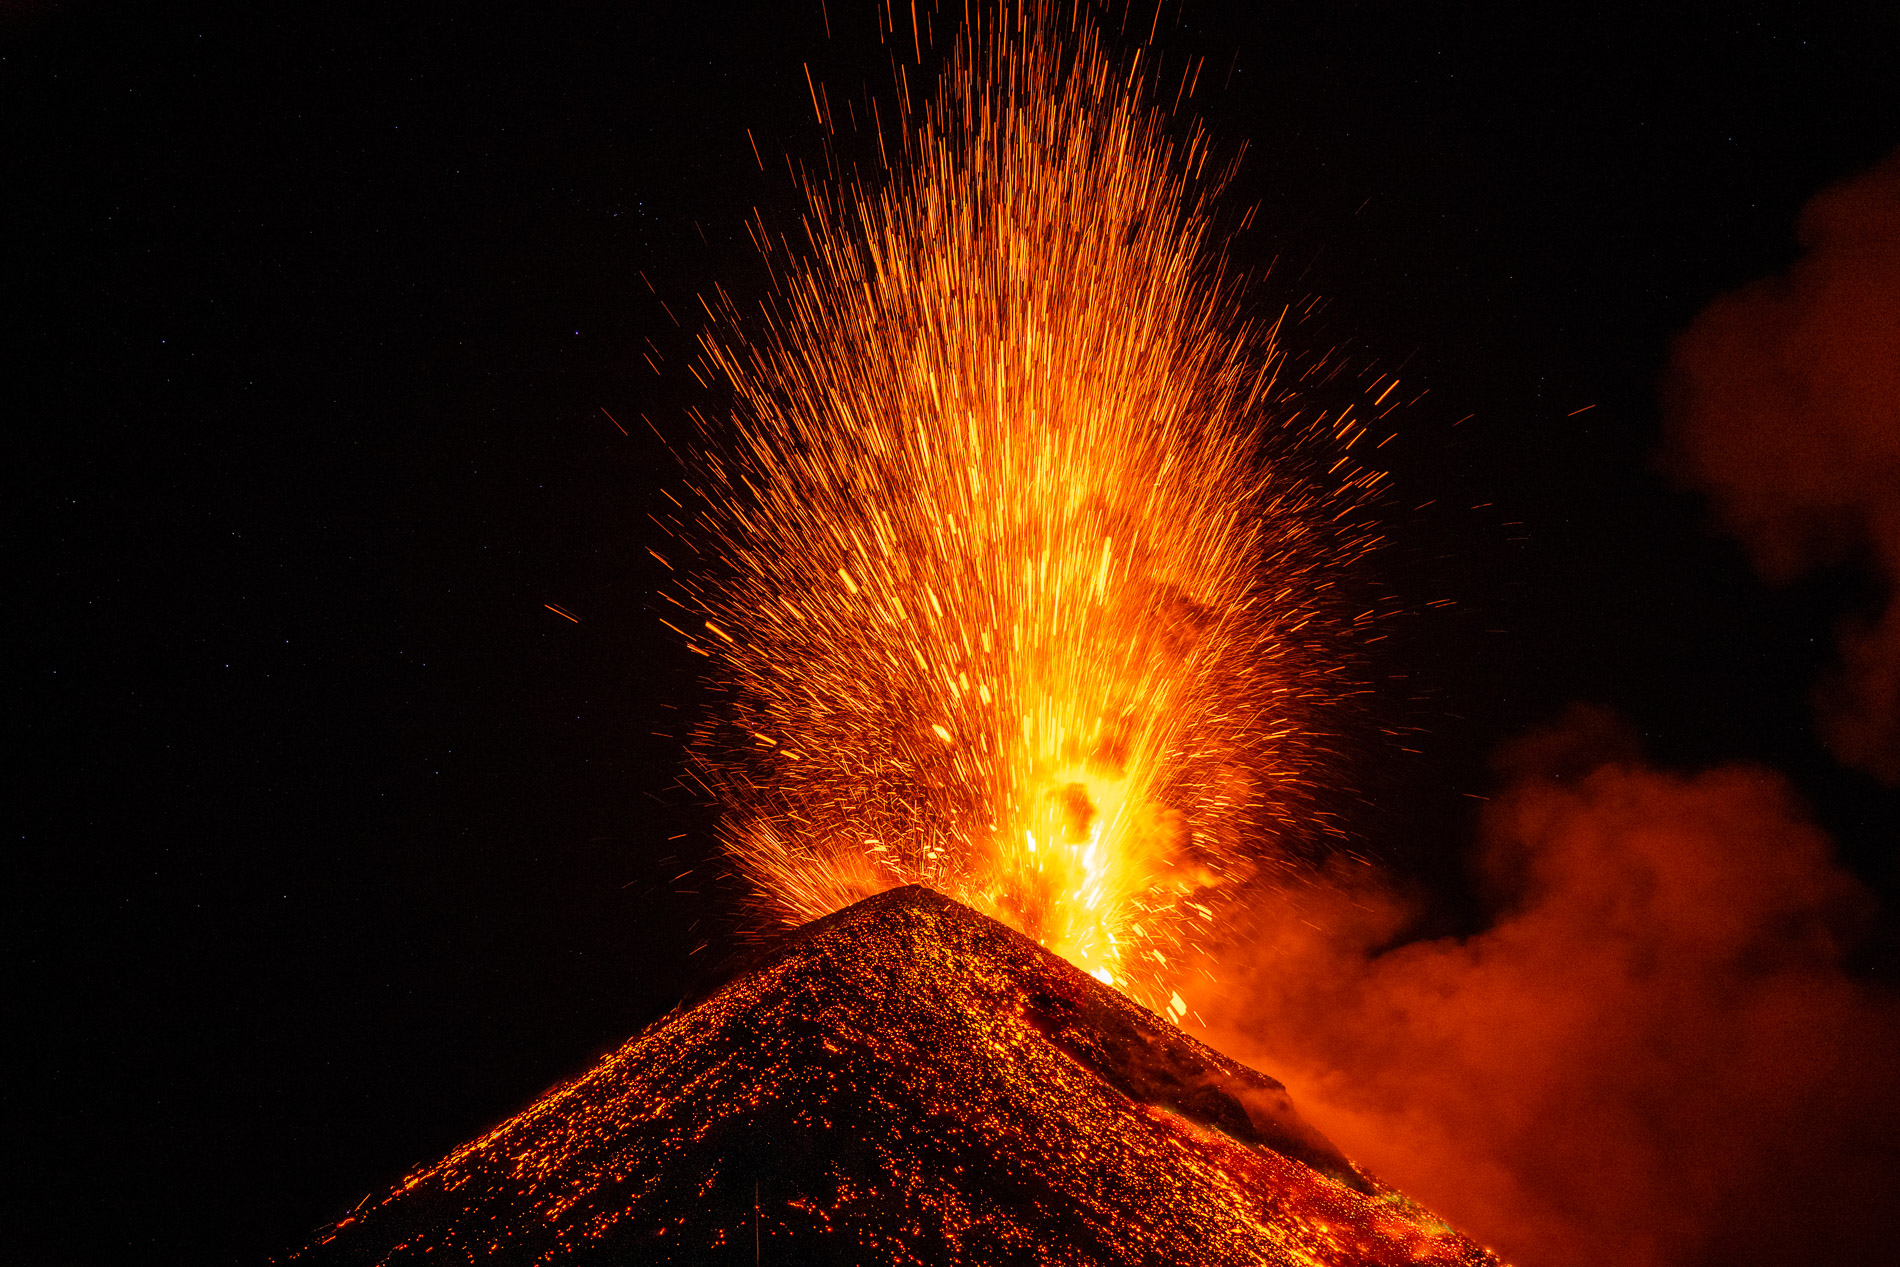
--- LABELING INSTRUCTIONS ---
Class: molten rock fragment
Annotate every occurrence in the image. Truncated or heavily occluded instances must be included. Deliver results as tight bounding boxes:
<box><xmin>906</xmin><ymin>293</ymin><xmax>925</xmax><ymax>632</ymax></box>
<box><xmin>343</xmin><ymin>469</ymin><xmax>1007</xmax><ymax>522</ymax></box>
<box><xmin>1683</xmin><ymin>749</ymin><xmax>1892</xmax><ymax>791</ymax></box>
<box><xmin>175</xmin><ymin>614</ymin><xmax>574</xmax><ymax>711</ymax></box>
<box><xmin>685</xmin><ymin>3</ymin><xmax>1385</xmax><ymax>1006</ymax></box>
<box><xmin>288</xmin><ymin>888</ymin><xmax>1496</xmax><ymax>1265</ymax></box>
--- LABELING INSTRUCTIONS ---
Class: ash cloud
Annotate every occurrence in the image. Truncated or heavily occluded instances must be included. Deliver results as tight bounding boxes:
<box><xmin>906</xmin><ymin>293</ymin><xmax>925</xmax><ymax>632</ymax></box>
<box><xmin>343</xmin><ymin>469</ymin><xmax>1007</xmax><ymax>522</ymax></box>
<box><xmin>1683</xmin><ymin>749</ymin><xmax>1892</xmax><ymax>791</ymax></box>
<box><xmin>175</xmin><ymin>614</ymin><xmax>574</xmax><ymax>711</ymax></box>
<box><xmin>1667</xmin><ymin>147</ymin><xmax>1900</xmax><ymax>782</ymax></box>
<box><xmin>1206</xmin><ymin>706</ymin><xmax>1900</xmax><ymax>1267</ymax></box>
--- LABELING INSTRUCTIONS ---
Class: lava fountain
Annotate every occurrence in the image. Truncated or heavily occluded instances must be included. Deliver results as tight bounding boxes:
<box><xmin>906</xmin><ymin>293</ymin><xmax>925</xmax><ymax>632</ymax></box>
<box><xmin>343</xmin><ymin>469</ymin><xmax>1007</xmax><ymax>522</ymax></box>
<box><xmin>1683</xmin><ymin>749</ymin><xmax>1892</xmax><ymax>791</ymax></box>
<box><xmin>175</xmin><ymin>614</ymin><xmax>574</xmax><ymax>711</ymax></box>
<box><xmin>282</xmin><ymin>12</ymin><xmax>1503</xmax><ymax>1264</ymax></box>
<box><xmin>668</xmin><ymin>3</ymin><xmax>1384</xmax><ymax>1014</ymax></box>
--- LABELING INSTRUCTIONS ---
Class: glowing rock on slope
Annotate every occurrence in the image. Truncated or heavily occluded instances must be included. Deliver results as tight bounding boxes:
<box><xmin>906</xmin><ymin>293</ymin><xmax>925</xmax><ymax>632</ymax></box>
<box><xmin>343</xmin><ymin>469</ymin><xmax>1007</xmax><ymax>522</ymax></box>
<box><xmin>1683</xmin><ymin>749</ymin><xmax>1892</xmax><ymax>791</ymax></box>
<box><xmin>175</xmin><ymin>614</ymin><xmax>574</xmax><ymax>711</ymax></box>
<box><xmin>286</xmin><ymin>888</ymin><xmax>1498</xmax><ymax>1266</ymax></box>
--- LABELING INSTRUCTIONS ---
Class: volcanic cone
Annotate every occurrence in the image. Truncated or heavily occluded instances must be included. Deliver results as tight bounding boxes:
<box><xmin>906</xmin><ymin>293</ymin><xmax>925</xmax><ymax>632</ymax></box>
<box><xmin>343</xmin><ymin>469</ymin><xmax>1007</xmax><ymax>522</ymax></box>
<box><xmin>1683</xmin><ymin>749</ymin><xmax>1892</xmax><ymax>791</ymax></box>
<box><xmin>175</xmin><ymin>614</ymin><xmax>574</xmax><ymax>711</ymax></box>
<box><xmin>287</xmin><ymin>887</ymin><xmax>1498</xmax><ymax>1265</ymax></box>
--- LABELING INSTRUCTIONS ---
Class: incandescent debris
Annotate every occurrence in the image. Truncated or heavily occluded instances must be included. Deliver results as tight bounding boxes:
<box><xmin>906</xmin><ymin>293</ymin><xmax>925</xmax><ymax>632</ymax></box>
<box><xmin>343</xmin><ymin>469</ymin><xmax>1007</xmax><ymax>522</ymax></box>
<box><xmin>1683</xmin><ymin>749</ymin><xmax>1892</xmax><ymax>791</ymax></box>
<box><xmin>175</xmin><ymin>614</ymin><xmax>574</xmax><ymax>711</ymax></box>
<box><xmin>287</xmin><ymin>887</ymin><xmax>1498</xmax><ymax>1265</ymax></box>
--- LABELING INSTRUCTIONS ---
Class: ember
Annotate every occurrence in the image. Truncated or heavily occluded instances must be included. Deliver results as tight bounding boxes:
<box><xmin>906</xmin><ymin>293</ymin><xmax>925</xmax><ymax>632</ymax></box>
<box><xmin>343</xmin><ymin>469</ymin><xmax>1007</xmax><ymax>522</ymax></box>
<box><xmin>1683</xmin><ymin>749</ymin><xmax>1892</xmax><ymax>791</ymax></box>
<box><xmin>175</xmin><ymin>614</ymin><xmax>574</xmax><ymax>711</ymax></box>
<box><xmin>676</xmin><ymin>1</ymin><xmax>1380</xmax><ymax>1014</ymax></box>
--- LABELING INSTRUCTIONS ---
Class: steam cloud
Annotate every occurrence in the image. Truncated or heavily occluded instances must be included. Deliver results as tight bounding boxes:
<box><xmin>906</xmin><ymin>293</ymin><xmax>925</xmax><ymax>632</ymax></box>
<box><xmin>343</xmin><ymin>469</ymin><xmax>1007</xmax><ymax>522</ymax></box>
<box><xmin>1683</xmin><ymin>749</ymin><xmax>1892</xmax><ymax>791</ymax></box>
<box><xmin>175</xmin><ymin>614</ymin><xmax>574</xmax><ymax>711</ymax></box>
<box><xmin>1202</xmin><ymin>153</ymin><xmax>1900</xmax><ymax>1266</ymax></box>
<box><xmin>1208</xmin><ymin>706</ymin><xmax>1900</xmax><ymax>1267</ymax></box>
<box><xmin>1668</xmin><ymin>147</ymin><xmax>1900</xmax><ymax>782</ymax></box>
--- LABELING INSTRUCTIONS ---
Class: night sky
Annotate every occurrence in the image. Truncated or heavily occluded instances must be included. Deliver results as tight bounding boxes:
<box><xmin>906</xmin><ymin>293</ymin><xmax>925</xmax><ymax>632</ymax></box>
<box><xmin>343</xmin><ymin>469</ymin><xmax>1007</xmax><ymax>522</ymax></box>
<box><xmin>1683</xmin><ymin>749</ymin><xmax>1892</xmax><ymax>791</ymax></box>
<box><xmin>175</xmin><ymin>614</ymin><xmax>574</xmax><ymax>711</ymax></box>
<box><xmin>12</xmin><ymin>3</ymin><xmax>1899</xmax><ymax>1264</ymax></box>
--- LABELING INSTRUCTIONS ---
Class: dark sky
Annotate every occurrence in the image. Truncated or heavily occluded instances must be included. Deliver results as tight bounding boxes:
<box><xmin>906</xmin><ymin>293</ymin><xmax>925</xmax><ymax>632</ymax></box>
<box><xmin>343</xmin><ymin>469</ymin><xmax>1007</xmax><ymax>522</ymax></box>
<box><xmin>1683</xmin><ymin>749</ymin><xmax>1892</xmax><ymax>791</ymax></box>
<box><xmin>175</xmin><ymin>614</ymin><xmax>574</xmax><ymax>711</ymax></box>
<box><xmin>11</xmin><ymin>2</ymin><xmax>1898</xmax><ymax>1264</ymax></box>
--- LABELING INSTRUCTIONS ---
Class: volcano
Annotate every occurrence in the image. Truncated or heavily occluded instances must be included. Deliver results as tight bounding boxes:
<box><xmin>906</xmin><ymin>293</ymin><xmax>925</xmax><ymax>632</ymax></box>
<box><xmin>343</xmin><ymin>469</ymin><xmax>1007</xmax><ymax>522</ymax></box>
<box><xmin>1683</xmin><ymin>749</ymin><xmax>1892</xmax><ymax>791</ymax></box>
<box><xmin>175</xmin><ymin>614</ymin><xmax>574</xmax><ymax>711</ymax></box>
<box><xmin>286</xmin><ymin>887</ymin><xmax>1497</xmax><ymax>1265</ymax></box>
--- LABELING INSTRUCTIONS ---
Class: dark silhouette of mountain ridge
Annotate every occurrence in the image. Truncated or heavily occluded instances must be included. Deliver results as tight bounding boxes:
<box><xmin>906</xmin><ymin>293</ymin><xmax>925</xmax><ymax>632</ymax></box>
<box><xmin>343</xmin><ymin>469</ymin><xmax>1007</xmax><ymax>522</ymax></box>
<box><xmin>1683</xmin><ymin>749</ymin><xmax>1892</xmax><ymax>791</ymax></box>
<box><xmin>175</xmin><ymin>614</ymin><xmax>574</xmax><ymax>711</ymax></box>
<box><xmin>287</xmin><ymin>886</ymin><xmax>1497</xmax><ymax>1265</ymax></box>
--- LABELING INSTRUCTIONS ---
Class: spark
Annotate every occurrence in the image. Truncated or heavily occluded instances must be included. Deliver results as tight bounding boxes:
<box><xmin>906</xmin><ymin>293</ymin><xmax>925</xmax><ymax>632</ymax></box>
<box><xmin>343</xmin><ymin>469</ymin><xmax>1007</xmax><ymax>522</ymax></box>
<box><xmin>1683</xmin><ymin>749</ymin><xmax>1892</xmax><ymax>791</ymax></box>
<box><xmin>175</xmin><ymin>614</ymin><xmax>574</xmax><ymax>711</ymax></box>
<box><xmin>667</xmin><ymin>4</ymin><xmax>1379</xmax><ymax>1012</ymax></box>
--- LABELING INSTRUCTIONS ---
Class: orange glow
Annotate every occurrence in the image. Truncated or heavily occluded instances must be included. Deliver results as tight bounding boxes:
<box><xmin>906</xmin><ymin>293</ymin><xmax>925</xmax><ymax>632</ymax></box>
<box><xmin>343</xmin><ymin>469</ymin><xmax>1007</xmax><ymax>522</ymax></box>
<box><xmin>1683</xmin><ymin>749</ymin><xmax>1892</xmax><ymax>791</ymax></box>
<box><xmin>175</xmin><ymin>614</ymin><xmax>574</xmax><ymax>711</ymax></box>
<box><xmin>672</xmin><ymin>5</ymin><xmax>1381</xmax><ymax>1012</ymax></box>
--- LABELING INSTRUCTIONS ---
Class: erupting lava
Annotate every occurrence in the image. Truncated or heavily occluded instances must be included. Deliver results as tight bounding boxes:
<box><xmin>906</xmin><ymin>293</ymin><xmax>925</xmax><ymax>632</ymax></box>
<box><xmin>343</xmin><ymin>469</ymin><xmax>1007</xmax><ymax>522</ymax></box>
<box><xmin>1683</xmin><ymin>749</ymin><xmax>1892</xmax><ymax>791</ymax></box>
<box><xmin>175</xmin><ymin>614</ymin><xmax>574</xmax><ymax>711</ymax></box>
<box><xmin>668</xmin><ymin>5</ymin><xmax>1382</xmax><ymax>1012</ymax></box>
<box><xmin>283</xmin><ymin>14</ymin><xmax>1506</xmax><ymax>1265</ymax></box>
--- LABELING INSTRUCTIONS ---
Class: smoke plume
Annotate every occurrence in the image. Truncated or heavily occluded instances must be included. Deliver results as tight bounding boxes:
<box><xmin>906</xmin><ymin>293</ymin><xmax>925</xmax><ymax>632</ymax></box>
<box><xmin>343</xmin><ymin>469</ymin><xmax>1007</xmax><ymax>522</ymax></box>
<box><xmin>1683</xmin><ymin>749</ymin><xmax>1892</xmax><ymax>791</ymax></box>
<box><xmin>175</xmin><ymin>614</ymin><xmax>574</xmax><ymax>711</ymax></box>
<box><xmin>1207</xmin><ymin>706</ymin><xmax>1900</xmax><ymax>1267</ymax></box>
<box><xmin>1667</xmin><ymin>147</ymin><xmax>1900</xmax><ymax>782</ymax></box>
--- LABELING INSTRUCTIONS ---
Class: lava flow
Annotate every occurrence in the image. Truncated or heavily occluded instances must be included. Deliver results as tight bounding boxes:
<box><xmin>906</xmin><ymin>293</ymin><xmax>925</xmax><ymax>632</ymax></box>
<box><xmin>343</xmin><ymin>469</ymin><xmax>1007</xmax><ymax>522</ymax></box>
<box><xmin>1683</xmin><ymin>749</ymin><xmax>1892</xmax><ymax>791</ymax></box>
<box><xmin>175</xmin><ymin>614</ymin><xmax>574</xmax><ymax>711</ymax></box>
<box><xmin>673</xmin><ymin>3</ymin><xmax>1383</xmax><ymax>1013</ymax></box>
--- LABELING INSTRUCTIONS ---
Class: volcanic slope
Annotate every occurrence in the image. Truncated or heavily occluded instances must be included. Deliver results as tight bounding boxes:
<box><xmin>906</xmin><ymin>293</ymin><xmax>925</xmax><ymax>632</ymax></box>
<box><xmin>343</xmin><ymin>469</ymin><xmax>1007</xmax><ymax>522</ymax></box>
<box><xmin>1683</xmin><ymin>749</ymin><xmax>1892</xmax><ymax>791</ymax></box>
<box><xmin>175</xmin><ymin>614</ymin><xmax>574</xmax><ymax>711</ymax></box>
<box><xmin>287</xmin><ymin>887</ymin><xmax>1497</xmax><ymax>1266</ymax></box>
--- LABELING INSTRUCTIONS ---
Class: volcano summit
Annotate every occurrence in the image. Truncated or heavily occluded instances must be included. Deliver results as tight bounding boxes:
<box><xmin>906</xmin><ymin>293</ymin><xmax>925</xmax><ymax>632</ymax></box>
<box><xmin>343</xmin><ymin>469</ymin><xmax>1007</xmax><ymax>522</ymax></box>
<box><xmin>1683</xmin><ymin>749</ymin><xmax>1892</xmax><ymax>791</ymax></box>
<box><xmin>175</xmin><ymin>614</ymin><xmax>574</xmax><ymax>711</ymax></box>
<box><xmin>287</xmin><ymin>887</ymin><xmax>1496</xmax><ymax>1265</ymax></box>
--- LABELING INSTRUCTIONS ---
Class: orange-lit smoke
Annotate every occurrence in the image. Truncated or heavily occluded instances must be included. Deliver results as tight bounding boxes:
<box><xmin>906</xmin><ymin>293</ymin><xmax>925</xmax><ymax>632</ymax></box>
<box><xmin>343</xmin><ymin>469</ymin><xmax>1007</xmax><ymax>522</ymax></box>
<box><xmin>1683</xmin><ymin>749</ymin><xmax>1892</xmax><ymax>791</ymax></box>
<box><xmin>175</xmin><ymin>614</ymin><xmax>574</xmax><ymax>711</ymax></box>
<box><xmin>669</xmin><ymin>6</ymin><xmax>1380</xmax><ymax>1012</ymax></box>
<box><xmin>1668</xmin><ymin>148</ymin><xmax>1900</xmax><ymax>782</ymax></box>
<box><xmin>1205</xmin><ymin>705</ymin><xmax>1900</xmax><ymax>1267</ymax></box>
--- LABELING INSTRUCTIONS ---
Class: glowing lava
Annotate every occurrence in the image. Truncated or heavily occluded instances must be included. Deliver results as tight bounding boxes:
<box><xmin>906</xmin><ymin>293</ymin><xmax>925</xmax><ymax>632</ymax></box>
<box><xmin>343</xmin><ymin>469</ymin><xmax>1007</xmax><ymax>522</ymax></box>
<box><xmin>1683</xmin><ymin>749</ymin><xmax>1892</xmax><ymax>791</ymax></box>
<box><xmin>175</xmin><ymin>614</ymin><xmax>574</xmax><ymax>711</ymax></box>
<box><xmin>669</xmin><ymin>4</ymin><xmax>1382</xmax><ymax>1011</ymax></box>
